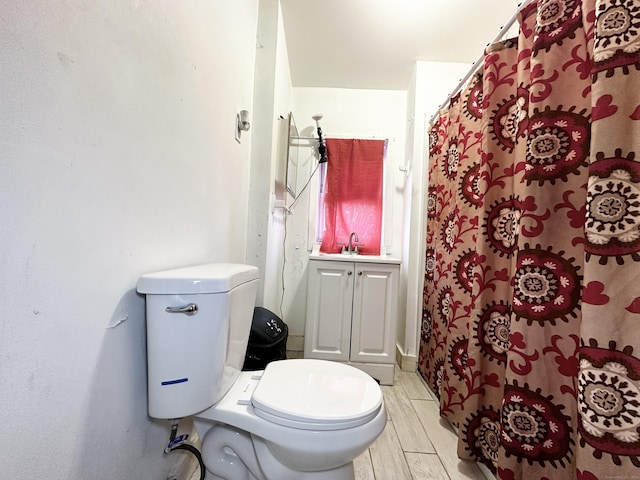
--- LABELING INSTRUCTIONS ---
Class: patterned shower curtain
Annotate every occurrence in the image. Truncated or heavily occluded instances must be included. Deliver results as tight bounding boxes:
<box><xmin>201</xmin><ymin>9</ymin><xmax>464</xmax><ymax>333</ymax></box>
<box><xmin>418</xmin><ymin>1</ymin><xmax>640</xmax><ymax>479</ymax></box>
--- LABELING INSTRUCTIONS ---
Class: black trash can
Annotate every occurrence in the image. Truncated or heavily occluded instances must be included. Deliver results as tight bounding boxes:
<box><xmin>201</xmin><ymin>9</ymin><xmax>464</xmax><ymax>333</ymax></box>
<box><xmin>243</xmin><ymin>307</ymin><xmax>288</xmax><ymax>371</ymax></box>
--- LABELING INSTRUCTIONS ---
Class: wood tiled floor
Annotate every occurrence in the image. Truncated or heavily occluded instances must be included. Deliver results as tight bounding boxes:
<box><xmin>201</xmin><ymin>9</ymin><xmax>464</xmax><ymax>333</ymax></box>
<box><xmin>354</xmin><ymin>368</ymin><xmax>491</xmax><ymax>480</ymax></box>
<box><xmin>188</xmin><ymin>366</ymin><xmax>491</xmax><ymax>480</ymax></box>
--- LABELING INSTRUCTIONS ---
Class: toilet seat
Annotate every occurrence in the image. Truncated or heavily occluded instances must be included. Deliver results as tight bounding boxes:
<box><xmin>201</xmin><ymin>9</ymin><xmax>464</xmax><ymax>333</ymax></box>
<box><xmin>251</xmin><ymin>359</ymin><xmax>383</xmax><ymax>431</ymax></box>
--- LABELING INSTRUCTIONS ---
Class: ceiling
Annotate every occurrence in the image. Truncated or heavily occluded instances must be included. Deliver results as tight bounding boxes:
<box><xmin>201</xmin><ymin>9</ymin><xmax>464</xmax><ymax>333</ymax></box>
<box><xmin>280</xmin><ymin>0</ymin><xmax>526</xmax><ymax>90</ymax></box>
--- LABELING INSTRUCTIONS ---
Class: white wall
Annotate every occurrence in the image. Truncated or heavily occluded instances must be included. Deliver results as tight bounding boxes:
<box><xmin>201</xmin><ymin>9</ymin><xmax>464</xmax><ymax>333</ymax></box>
<box><xmin>415</xmin><ymin>61</ymin><xmax>475</xmax><ymax>126</ymax></box>
<box><xmin>263</xmin><ymin>1</ymin><xmax>295</xmax><ymax>316</ymax></box>
<box><xmin>0</xmin><ymin>2</ymin><xmax>259</xmax><ymax>478</ymax></box>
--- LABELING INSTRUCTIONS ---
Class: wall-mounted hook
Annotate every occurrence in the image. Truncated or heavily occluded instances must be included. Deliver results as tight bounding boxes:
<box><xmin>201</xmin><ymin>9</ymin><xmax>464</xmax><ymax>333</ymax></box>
<box><xmin>235</xmin><ymin>110</ymin><xmax>250</xmax><ymax>143</ymax></box>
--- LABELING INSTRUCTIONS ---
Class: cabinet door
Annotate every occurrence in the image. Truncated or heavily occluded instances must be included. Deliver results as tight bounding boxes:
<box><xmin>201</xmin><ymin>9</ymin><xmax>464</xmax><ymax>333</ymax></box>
<box><xmin>304</xmin><ymin>260</ymin><xmax>354</xmax><ymax>361</ymax></box>
<box><xmin>350</xmin><ymin>263</ymin><xmax>398</xmax><ymax>364</ymax></box>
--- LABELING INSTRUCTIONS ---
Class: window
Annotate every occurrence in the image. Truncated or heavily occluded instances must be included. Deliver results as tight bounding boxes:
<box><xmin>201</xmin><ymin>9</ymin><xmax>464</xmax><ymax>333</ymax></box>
<box><xmin>317</xmin><ymin>139</ymin><xmax>386</xmax><ymax>255</ymax></box>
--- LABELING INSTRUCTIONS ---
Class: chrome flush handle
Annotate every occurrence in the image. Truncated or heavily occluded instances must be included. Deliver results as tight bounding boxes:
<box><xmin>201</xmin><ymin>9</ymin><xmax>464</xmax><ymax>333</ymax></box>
<box><xmin>165</xmin><ymin>303</ymin><xmax>198</xmax><ymax>316</ymax></box>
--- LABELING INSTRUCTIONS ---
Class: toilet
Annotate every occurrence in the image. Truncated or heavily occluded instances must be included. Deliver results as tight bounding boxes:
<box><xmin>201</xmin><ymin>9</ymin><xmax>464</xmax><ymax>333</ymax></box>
<box><xmin>137</xmin><ymin>263</ymin><xmax>386</xmax><ymax>480</ymax></box>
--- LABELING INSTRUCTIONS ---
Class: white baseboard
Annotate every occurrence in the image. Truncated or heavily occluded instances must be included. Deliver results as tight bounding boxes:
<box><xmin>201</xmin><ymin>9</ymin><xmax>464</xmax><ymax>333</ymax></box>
<box><xmin>395</xmin><ymin>345</ymin><xmax>417</xmax><ymax>372</ymax></box>
<box><xmin>286</xmin><ymin>335</ymin><xmax>304</xmax><ymax>352</ymax></box>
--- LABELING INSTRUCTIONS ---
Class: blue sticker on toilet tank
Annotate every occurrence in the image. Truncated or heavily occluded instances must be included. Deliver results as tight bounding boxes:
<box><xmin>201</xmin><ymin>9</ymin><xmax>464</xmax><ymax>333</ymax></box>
<box><xmin>161</xmin><ymin>377</ymin><xmax>188</xmax><ymax>386</ymax></box>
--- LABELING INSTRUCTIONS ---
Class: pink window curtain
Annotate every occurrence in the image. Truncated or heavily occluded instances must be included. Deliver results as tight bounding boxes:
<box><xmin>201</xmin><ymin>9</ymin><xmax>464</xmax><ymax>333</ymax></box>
<box><xmin>320</xmin><ymin>138</ymin><xmax>385</xmax><ymax>255</ymax></box>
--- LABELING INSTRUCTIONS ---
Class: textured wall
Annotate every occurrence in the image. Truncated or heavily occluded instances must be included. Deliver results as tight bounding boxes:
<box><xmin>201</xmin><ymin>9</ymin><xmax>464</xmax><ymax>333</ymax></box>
<box><xmin>0</xmin><ymin>1</ymin><xmax>258</xmax><ymax>478</ymax></box>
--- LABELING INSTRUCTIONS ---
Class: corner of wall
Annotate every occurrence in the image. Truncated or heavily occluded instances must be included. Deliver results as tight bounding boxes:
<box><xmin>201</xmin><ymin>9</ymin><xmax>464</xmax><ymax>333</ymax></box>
<box><xmin>395</xmin><ymin>344</ymin><xmax>417</xmax><ymax>372</ymax></box>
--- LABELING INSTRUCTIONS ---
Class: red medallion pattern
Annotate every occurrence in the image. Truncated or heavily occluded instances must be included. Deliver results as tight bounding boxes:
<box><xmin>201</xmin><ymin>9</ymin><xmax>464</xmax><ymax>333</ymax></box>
<box><xmin>490</xmin><ymin>88</ymin><xmax>530</xmax><ymax>151</ymax></box>
<box><xmin>578</xmin><ymin>340</ymin><xmax>640</xmax><ymax>466</ymax></box>
<box><xmin>476</xmin><ymin>302</ymin><xmax>511</xmax><ymax>364</ymax></box>
<box><xmin>419</xmin><ymin>1</ymin><xmax>640</xmax><ymax>478</ymax></box>
<box><xmin>512</xmin><ymin>245</ymin><xmax>582</xmax><ymax>326</ymax></box>
<box><xmin>463</xmin><ymin>407</ymin><xmax>502</xmax><ymax>463</ymax></box>
<box><xmin>502</xmin><ymin>382</ymin><xmax>573</xmax><ymax>466</ymax></box>
<box><xmin>585</xmin><ymin>150</ymin><xmax>640</xmax><ymax>262</ymax></box>
<box><xmin>485</xmin><ymin>197</ymin><xmax>522</xmax><ymax>257</ymax></box>
<box><xmin>525</xmin><ymin>106</ymin><xmax>591</xmax><ymax>185</ymax></box>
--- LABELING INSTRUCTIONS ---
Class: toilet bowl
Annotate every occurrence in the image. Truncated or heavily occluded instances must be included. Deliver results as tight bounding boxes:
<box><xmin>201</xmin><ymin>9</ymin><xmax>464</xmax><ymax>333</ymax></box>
<box><xmin>196</xmin><ymin>359</ymin><xmax>386</xmax><ymax>479</ymax></box>
<box><xmin>137</xmin><ymin>263</ymin><xmax>386</xmax><ymax>480</ymax></box>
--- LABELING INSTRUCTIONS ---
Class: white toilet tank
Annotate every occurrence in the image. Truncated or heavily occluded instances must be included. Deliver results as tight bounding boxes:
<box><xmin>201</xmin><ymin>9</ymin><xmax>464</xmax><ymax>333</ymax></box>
<box><xmin>137</xmin><ymin>263</ymin><xmax>259</xmax><ymax>419</ymax></box>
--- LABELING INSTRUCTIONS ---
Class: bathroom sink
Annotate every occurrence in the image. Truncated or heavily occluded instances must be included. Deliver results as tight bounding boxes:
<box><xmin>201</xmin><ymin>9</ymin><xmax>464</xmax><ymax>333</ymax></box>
<box><xmin>309</xmin><ymin>252</ymin><xmax>401</xmax><ymax>265</ymax></box>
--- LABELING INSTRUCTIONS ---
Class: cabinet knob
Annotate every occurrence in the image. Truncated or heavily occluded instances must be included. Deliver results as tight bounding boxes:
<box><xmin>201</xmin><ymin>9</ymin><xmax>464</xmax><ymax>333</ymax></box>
<box><xmin>347</xmin><ymin>271</ymin><xmax>352</xmax><ymax>275</ymax></box>
<box><xmin>358</xmin><ymin>271</ymin><xmax>363</xmax><ymax>276</ymax></box>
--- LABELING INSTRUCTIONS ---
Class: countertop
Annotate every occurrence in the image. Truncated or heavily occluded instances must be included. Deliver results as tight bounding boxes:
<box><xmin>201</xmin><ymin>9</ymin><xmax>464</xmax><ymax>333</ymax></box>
<box><xmin>309</xmin><ymin>252</ymin><xmax>401</xmax><ymax>265</ymax></box>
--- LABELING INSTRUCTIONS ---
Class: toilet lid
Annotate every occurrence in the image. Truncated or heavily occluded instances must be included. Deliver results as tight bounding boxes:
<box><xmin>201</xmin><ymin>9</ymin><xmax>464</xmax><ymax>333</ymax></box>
<box><xmin>251</xmin><ymin>359</ymin><xmax>383</xmax><ymax>431</ymax></box>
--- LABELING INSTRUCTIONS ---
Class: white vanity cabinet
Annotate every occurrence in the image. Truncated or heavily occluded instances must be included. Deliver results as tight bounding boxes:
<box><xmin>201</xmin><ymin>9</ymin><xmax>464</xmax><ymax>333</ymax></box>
<box><xmin>304</xmin><ymin>257</ymin><xmax>400</xmax><ymax>385</ymax></box>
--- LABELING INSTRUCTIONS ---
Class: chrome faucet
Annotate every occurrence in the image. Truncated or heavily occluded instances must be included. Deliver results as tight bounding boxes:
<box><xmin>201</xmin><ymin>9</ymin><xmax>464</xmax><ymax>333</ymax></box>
<box><xmin>338</xmin><ymin>232</ymin><xmax>364</xmax><ymax>254</ymax></box>
<box><xmin>348</xmin><ymin>232</ymin><xmax>359</xmax><ymax>253</ymax></box>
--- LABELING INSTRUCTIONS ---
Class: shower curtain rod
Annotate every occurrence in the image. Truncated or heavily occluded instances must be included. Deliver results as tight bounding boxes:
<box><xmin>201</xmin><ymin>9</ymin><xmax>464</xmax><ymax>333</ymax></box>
<box><xmin>428</xmin><ymin>0</ymin><xmax>535</xmax><ymax>126</ymax></box>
